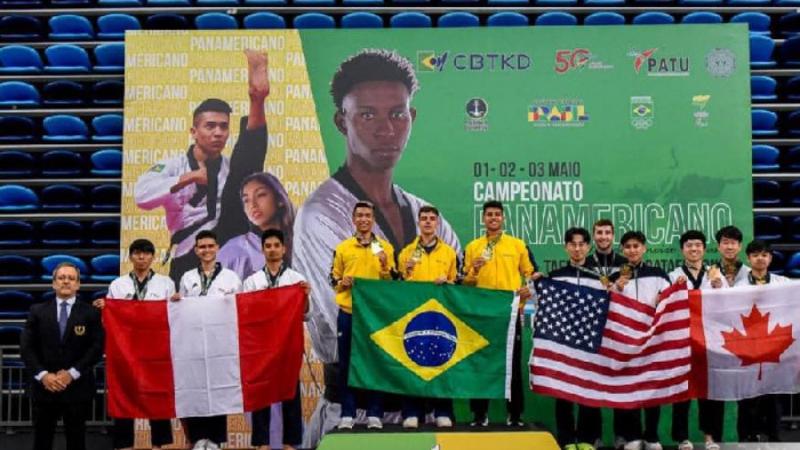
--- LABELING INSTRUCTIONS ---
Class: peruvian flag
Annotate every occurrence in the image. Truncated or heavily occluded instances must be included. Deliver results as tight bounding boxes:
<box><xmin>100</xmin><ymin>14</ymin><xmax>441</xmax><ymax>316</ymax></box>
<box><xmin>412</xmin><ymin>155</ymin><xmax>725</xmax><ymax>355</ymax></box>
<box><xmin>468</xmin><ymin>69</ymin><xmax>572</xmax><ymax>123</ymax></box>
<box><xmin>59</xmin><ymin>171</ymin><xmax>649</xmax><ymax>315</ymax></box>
<box><xmin>690</xmin><ymin>282</ymin><xmax>800</xmax><ymax>400</ymax></box>
<box><xmin>103</xmin><ymin>284</ymin><xmax>305</xmax><ymax>419</ymax></box>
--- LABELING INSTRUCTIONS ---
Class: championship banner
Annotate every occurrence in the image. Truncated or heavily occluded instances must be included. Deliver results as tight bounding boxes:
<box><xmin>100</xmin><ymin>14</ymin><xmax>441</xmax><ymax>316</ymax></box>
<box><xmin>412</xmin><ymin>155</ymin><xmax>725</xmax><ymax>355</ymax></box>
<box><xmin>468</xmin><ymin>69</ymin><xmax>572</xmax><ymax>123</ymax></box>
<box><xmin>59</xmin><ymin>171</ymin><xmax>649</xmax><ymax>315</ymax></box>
<box><xmin>122</xmin><ymin>25</ymin><xmax>751</xmax><ymax>446</ymax></box>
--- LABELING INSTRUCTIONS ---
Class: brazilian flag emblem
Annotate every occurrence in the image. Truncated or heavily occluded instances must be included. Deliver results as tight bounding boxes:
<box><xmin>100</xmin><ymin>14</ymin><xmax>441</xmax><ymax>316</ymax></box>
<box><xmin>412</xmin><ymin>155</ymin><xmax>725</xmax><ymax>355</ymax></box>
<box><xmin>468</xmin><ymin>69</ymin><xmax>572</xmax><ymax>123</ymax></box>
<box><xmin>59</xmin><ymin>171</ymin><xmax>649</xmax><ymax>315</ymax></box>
<box><xmin>350</xmin><ymin>279</ymin><xmax>518</xmax><ymax>399</ymax></box>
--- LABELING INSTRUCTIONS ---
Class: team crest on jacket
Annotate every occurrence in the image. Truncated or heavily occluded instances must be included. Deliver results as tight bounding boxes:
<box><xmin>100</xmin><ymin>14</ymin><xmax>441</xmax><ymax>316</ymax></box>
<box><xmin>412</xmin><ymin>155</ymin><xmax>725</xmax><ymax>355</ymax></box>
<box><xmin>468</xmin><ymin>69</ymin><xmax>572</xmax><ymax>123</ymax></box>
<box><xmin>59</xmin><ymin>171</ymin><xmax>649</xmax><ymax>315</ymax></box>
<box><xmin>74</xmin><ymin>325</ymin><xmax>86</xmax><ymax>336</ymax></box>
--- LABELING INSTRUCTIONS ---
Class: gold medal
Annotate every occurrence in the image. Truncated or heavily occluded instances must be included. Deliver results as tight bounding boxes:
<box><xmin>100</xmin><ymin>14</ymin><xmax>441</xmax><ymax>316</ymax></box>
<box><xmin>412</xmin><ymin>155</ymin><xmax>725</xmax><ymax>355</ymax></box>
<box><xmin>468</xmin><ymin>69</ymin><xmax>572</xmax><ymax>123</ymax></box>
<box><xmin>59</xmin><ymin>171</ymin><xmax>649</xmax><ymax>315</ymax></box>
<box><xmin>370</xmin><ymin>240</ymin><xmax>383</xmax><ymax>255</ymax></box>
<box><xmin>620</xmin><ymin>264</ymin><xmax>632</xmax><ymax>278</ymax></box>
<box><xmin>600</xmin><ymin>275</ymin><xmax>610</xmax><ymax>288</ymax></box>
<box><xmin>481</xmin><ymin>246</ymin><xmax>493</xmax><ymax>260</ymax></box>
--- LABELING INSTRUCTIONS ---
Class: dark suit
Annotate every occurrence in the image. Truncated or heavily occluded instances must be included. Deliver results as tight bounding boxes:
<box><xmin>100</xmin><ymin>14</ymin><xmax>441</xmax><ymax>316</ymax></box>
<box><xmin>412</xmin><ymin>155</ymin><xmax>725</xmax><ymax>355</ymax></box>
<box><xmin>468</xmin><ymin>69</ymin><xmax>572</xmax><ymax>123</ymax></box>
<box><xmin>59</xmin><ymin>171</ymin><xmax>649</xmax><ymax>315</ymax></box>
<box><xmin>20</xmin><ymin>299</ymin><xmax>104</xmax><ymax>450</ymax></box>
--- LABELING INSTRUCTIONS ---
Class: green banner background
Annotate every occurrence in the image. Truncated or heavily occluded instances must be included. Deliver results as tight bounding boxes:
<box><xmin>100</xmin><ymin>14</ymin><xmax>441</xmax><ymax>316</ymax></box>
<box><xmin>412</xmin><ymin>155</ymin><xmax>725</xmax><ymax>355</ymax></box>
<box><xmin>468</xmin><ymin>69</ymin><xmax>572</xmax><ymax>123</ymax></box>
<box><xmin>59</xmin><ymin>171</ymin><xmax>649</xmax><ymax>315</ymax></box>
<box><xmin>301</xmin><ymin>25</ymin><xmax>752</xmax><ymax>271</ymax></box>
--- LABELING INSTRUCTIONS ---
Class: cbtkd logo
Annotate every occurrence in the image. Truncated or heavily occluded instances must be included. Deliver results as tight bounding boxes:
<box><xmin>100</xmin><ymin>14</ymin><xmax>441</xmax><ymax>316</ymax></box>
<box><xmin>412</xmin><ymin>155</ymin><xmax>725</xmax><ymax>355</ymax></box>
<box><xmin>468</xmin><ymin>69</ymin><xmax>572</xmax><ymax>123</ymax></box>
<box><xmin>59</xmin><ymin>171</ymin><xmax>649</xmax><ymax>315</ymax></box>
<box><xmin>417</xmin><ymin>50</ymin><xmax>532</xmax><ymax>72</ymax></box>
<box><xmin>418</xmin><ymin>51</ymin><xmax>448</xmax><ymax>72</ymax></box>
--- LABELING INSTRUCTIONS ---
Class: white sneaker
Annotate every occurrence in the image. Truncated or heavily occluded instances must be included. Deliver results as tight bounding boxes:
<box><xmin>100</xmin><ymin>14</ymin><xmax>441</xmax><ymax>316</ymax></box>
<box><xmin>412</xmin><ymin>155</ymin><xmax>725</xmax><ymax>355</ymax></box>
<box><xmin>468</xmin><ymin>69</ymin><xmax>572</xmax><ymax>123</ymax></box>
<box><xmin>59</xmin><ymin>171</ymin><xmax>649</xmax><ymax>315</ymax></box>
<box><xmin>402</xmin><ymin>416</ymin><xmax>419</xmax><ymax>429</ymax></box>
<box><xmin>678</xmin><ymin>440</ymin><xmax>694</xmax><ymax>450</ymax></box>
<box><xmin>435</xmin><ymin>416</ymin><xmax>453</xmax><ymax>428</ymax></box>
<box><xmin>623</xmin><ymin>439</ymin><xmax>642</xmax><ymax>450</ymax></box>
<box><xmin>192</xmin><ymin>440</ymin><xmax>220</xmax><ymax>450</ymax></box>
<box><xmin>704</xmin><ymin>441</ymin><xmax>719</xmax><ymax>450</ymax></box>
<box><xmin>615</xmin><ymin>437</ymin><xmax>627</xmax><ymax>450</ymax></box>
<box><xmin>644</xmin><ymin>442</ymin><xmax>662</xmax><ymax>450</ymax></box>
<box><xmin>367</xmin><ymin>416</ymin><xmax>383</xmax><ymax>429</ymax></box>
<box><xmin>337</xmin><ymin>416</ymin><xmax>354</xmax><ymax>430</ymax></box>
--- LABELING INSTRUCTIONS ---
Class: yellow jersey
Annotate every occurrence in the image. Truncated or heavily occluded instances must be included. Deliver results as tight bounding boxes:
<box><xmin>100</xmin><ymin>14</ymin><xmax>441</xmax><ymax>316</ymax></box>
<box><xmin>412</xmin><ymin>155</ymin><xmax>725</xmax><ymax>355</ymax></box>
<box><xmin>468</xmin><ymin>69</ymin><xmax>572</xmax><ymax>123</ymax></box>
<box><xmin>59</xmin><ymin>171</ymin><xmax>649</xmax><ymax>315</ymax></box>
<box><xmin>398</xmin><ymin>236</ymin><xmax>458</xmax><ymax>283</ymax></box>
<box><xmin>330</xmin><ymin>235</ymin><xmax>395</xmax><ymax>313</ymax></box>
<box><xmin>463</xmin><ymin>233</ymin><xmax>535</xmax><ymax>291</ymax></box>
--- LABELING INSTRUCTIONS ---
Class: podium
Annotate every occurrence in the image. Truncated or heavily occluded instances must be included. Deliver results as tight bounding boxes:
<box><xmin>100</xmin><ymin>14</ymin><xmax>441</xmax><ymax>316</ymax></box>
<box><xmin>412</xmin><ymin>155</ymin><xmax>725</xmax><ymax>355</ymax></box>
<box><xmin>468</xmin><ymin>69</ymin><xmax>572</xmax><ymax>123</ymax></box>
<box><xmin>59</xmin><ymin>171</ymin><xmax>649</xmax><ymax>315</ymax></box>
<box><xmin>318</xmin><ymin>430</ymin><xmax>559</xmax><ymax>450</ymax></box>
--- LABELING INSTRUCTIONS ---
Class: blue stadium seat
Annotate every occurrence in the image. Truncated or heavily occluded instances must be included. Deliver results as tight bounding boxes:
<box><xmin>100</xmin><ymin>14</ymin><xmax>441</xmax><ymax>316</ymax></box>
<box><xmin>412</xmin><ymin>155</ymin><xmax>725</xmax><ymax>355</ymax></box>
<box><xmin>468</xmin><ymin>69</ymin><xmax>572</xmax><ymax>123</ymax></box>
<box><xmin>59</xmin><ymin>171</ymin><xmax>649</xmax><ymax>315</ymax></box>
<box><xmin>0</xmin><ymin>185</ymin><xmax>37</xmax><ymax>211</ymax></box>
<box><xmin>754</xmin><ymin>215</ymin><xmax>783</xmax><ymax>241</ymax></box>
<box><xmin>751</xmin><ymin>75</ymin><xmax>777</xmax><ymax>101</ymax></box>
<box><xmin>584</xmin><ymin>0</ymin><xmax>625</xmax><ymax>5</ymax></box>
<box><xmin>343</xmin><ymin>0</ymin><xmax>385</xmax><ymax>4</ymax></box>
<box><xmin>94</xmin><ymin>43</ymin><xmax>124</xmax><ymax>73</ymax></box>
<box><xmin>98</xmin><ymin>0</ymin><xmax>143</xmax><ymax>5</ymax></box>
<box><xmin>41</xmin><ymin>254</ymin><xmax>89</xmax><ymax>281</ymax></box>
<box><xmin>44</xmin><ymin>44</ymin><xmax>91</xmax><ymax>74</ymax></box>
<box><xmin>145</xmin><ymin>14</ymin><xmax>189</xmax><ymax>30</ymax></box>
<box><xmin>752</xmin><ymin>145</ymin><xmax>780</xmax><ymax>171</ymax></box>
<box><xmin>293</xmin><ymin>13</ymin><xmax>335</xmax><ymax>29</ymax></box>
<box><xmin>91</xmin><ymin>184</ymin><xmax>121</xmax><ymax>211</ymax></box>
<box><xmin>791</xmin><ymin>181</ymin><xmax>800</xmax><ymax>205</ymax></box>
<box><xmin>52</xmin><ymin>0</ymin><xmax>91</xmax><ymax>5</ymax></box>
<box><xmin>487</xmin><ymin>0</ymin><xmax>529</xmax><ymax>4</ymax></box>
<box><xmin>0</xmin><ymin>291</ymin><xmax>35</xmax><ymax>319</ymax></box>
<box><xmin>341</xmin><ymin>12</ymin><xmax>384</xmax><ymax>28</ymax></box>
<box><xmin>0</xmin><ymin>325</ymin><xmax>23</xmax><ymax>347</ymax></box>
<box><xmin>0</xmin><ymin>15</ymin><xmax>43</xmax><ymax>40</ymax></box>
<box><xmin>787</xmin><ymin>110</ymin><xmax>800</xmax><ymax>136</ymax></box>
<box><xmin>41</xmin><ymin>219</ymin><xmax>83</xmax><ymax>246</ymax></box>
<box><xmin>752</xmin><ymin>180</ymin><xmax>781</xmax><ymax>206</ymax></box>
<box><xmin>791</xmin><ymin>217</ymin><xmax>800</xmax><ymax>240</ymax></box>
<box><xmin>788</xmin><ymin>146</ymin><xmax>800</xmax><ymax>170</ymax></box>
<box><xmin>41</xmin><ymin>184</ymin><xmax>85</xmax><ymax>211</ymax></box>
<box><xmin>48</xmin><ymin>15</ymin><xmax>95</xmax><ymax>41</ymax></box>
<box><xmin>681</xmin><ymin>12</ymin><xmax>723</xmax><ymax>24</ymax></box>
<box><xmin>0</xmin><ymin>81</ymin><xmax>39</xmax><ymax>106</ymax></box>
<box><xmin>751</xmin><ymin>109</ymin><xmax>778</xmax><ymax>136</ymax></box>
<box><xmin>92</xmin><ymin>114</ymin><xmax>123</xmax><ymax>142</ymax></box>
<box><xmin>43</xmin><ymin>115</ymin><xmax>89</xmax><ymax>142</ymax></box>
<box><xmin>782</xmin><ymin>36</ymin><xmax>800</xmax><ymax>67</ymax></box>
<box><xmin>41</xmin><ymin>150</ymin><xmax>83</xmax><ymax>177</ymax></box>
<box><xmin>730</xmin><ymin>12</ymin><xmax>771</xmax><ymax>35</ymax></box>
<box><xmin>0</xmin><ymin>151</ymin><xmax>35</xmax><ymax>177</ymax></box>
<box><xmin>487</xmin><ymin>12</ymin><xmax>529</xmax><ymax>26</ymax></box>
<box><xmin>90</xmin><ymin>254</ymin><xmax>120</xmax><ymax>282</ymax></box>
<box><xmin>438</xmin><ymin>12</ymin><xmax>480</xmax><ymax>28</ymax></box>
<box><xmin>777</xmin><ymin>0</ymin><xmax>800</xmax><ymax>5</ymax></box>
<box><xmin>770</xmin><ymin>251</ymin><xmax>785</xmax><ymax>275</ymax></box>
<box><xmin>786</xmin><ymin>76</ymin><xmax>800</xmax><ymax>101</ymax></box>
<box><xmin>97</xmin><ymin>14</ymin><xmax>141</xmax><ymax>40</ymax></box>
<box><xmin>195</xmin><ymin>12</ymin><xmax>239</xmax><ymax>30</ymax></box>
<box><xmin>243</xmin><ymin>12</ymin><xmax>286</xmax><ymax>29</ymax></box>
<box><xmin>778</xmin><ymin>13</ymin><xmax>800</xmax><ymax>37</ymax></box>
<box><xmin>242</xmin><ymin>0</ymin><xmax>287</xmax><ymax>4</ymax></box>
<box><xmin>786</xmin><ymin>252</ymin><xmax>800</xmax><ymax>278</ymax></box>
<box><xmin>632</xmin><ymin>12</ymin><xmax>675</xmax><ymax>25</ymax></box>
<box><xmin>0</xmin><ymin>116</ymin><xmax>35</xmax><ymax>142</ymax></box>
<box><xmin>749</xmin><ymin>35</ymin><xmax>776</xmax><ymax>67</ymax></box>
<box><xmin>196</xmin><ymin>0</ymin><xmax>239</xmax><ymax>4</ymax></box>
<box><xmin>390</xmin><ymin>12</ymin><xmax>432</xmax><ymax>28</ymax></box>
<box><xmin>90</xmin><ymin>219</ymin><xmax>120</xmax><ymax>245</ymax></box>
<box><xmin>0</xmin><ymin>45</ymin><xmax>43</xmax><ymax>74</ymax></box>
<box><xmin>584</xmin><ymin>12</ymin><xmax>626</xmax><ymax>26</ymax></box>
<box><xmin>535</xmin><ymin>0</ymin><xmax>577</xmax><ymax>4</ymax></box>
<box><xmin>294</xmin><ymin>0</ymin><xmax>335</xmax><ymax>4</ymax></box>
<box><xmin>0</xmin><ymin>255</ymin><xmax>35</xmax><ymax>282</ymax></box>
<box><xmin>146</xmin><ymin>0</ymin><xmax>191</xmax><ymax>4</ymax></box>
<box><xmin>43</xmin><ymin>80</ymin><xmax>85</xmax><ymax>105</ymax></box>
<box><xmin>728</xmin><ymin>0</ymin><xmax>770</xmax><ymax>5</ymax></box>
<box><xmin>92</xmin><ymin>80</ymin><xmax>123</xmax><ymax>105</ymax></box>
<box><xmin>90</xmin><ymin>149</ymin><xmax>122</xmax><ymax>176</ymax></box>
<box><xmin>535</xmin><ymin>12</ymin><xmax>578</xmax><ymax>26</ymax></box>
<box><xmin>678</xmin><ymin>0</ymin><xmax>722</xmax><ymax>4</ymax></box>
<box><xmin>0</xmin><ymin>0</ymin><xmax>43</xmax><ymax>5</ymax></box>
<box><xmin>0</xmin><ymin>221</ymin><xmax>34</xmax><ymax>246</ymax></box>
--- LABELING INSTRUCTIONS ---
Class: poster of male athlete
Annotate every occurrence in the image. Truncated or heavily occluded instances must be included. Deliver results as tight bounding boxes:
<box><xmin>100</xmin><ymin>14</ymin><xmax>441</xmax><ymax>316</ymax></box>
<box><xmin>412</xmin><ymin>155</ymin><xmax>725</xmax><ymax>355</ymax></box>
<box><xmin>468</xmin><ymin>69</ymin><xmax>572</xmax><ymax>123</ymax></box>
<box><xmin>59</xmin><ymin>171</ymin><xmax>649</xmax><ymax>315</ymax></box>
<box><xmin>122</xmin><ymin>25</ymin><xmax>751</xmax><ymax>447</ymax></box>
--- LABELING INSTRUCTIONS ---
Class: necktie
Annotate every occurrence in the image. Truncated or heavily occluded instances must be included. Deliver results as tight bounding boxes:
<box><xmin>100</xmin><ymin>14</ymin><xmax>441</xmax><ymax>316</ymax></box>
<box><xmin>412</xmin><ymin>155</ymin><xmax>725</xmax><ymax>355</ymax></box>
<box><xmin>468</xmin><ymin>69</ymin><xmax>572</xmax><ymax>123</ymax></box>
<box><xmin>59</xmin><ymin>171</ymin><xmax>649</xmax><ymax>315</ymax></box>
<box><xmin>59</xmin><ymin>301</ymin><xmax>68</xmax><ymax>339</ymax></box>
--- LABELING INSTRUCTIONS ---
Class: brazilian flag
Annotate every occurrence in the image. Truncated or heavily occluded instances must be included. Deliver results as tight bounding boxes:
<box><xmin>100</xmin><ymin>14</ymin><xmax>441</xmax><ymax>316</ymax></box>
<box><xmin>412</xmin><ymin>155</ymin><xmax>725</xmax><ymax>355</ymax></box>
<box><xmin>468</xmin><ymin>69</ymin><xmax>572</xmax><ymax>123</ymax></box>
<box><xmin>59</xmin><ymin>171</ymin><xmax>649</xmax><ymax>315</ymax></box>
<box><xmin>350</xmin><ymin>279</ymin><xmax>519</xmax><ymax>399</ymax></box>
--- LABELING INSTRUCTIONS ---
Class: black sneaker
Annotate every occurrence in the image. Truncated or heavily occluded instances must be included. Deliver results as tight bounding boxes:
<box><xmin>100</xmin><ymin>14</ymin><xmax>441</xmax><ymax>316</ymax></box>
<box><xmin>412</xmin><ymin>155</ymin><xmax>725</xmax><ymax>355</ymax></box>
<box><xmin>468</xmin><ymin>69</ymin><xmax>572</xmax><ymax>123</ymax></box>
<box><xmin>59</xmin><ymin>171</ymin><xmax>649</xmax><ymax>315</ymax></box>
<box><xmin>470</xmin><ymin>414</ymin><xmax>489</xmax><ymax>427</ymax></box>
<box><xmin>506</xmin><ymin>415</ymin><xmax>525</xmax><ymax>427</ymax></box>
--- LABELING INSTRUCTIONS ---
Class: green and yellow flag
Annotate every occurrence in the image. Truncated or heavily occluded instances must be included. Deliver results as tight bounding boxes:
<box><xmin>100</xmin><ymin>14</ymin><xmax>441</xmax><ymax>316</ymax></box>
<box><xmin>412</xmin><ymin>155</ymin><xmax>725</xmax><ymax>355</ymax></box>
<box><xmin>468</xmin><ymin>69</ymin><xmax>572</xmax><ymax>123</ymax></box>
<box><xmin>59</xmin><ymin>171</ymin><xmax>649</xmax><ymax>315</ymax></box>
<box><xmin>350</xmin><ymin>279</ymin><xmax>519</xmax><ymax>399</ymax></box>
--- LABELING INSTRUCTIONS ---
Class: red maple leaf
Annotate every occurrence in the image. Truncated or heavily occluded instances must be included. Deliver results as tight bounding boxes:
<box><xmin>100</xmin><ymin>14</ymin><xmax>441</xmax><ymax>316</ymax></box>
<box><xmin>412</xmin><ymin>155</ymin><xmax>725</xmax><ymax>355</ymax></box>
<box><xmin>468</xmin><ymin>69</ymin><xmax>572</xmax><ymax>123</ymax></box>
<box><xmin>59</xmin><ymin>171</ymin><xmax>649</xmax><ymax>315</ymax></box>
<box><xmin>721</xmin><ymin>304</ymin><xmax>795</xmax><ymax>380</ymax></box>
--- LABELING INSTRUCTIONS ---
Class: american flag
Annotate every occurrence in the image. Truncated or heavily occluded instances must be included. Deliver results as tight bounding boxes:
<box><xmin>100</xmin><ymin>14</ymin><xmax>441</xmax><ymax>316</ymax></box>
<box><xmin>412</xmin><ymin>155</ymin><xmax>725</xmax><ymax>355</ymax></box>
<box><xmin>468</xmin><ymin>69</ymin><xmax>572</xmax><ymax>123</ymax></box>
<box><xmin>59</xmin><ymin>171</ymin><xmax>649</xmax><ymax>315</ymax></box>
<box><xmin>530</xmin><ymin>278</ymin><xmax>691</xmax><ymax>409</ymax></box>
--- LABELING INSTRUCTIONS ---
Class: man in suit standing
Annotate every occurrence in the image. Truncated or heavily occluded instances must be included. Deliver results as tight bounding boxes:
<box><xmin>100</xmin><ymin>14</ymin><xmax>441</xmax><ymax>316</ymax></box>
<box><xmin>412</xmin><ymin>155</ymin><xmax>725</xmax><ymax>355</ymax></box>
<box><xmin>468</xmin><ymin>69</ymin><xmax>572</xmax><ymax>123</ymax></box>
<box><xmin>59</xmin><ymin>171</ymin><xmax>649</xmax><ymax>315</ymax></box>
<box><xmin>21</xmin><ymin>262</ymin><xmax>104</xmax><ymax>450</ymax></box>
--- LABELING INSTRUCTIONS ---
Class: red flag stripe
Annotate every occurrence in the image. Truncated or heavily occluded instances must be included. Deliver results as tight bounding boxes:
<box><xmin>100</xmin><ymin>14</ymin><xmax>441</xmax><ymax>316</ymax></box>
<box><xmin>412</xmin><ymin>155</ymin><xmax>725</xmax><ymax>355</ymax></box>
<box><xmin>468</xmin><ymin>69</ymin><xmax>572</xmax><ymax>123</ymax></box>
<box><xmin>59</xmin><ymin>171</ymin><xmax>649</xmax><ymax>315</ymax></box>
<box><xmin>607</xmin><ymin>310</ymin><xmax>650</xmax><ymax>333</ymax></box>
<box><xmin>532</xmin><ymin>346</ymin><xmax>691</xmax><ymax>376</ymax></box>
<box><xmin>532</xmin><ymin>384</ymin><xmax>691</xmax><ymax>409</ymax></box>
<box><xmin>604</xmin><ymin>319</ymin><xmax>690</xmax><ymax>346</ymax></box>
<box><xmin>688</xmin><ymin>289</ymin><xmax>708</xmax><ymax>399</ymax></box>
<box><xmin>531</xmin><ymin>366</ymin><xmax>689</xmax><ymax>394</ymax></box>
<box><xmin>610</xmin><ymin>292</ymin><xmax>656</xmax><ymax>317</ymax></box>
<box><xmin>598</xmin><ymin>338</ymin><xmax>691</xmax><ymax>362</ymax></box>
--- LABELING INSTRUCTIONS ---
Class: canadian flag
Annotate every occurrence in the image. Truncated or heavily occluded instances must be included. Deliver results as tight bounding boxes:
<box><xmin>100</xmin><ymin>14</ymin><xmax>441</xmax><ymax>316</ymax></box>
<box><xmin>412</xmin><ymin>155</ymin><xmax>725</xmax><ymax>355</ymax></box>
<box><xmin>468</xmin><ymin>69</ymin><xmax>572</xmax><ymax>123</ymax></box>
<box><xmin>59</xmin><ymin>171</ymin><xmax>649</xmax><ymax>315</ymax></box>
<box><xmin>103</xmin><ymin>285</ymin><xmax>305</xmax><ymax>419</ymax></box>
<box><xmin>690</xmin><ymin>282</ymin><xmax>800</xmax><ymax>400</ymax></box>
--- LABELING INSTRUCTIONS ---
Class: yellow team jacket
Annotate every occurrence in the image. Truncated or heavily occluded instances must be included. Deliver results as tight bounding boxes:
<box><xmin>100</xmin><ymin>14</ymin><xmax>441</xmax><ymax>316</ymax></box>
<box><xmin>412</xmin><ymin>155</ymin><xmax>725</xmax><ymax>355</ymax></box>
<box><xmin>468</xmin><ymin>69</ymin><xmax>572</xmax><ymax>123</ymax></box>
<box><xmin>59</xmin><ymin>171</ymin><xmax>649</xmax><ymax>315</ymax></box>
<box><xmin>398</xmin><ymin>236</ymin><xmax>458</xmax><ymax>283</ymax></box>
<box><xmin>462</xmin><ymin>233</ymin><xmax>535</xmax><ymax>291</ymax></box>
<box><xmin>330</xmin><ymin>235</ymin><xmax>395</xmax><ymax>313</ymax></box>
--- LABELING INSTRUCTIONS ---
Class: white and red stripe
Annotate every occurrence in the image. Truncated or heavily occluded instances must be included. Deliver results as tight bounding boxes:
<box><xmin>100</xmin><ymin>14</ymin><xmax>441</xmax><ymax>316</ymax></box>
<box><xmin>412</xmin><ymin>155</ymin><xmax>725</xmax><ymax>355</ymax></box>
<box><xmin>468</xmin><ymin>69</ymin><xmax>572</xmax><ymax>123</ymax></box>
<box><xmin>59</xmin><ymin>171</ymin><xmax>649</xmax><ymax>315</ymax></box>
<box><xmin>530</xmin><ymin>282</ymin><xmax>691</xmax><ymax>409</ymax></box>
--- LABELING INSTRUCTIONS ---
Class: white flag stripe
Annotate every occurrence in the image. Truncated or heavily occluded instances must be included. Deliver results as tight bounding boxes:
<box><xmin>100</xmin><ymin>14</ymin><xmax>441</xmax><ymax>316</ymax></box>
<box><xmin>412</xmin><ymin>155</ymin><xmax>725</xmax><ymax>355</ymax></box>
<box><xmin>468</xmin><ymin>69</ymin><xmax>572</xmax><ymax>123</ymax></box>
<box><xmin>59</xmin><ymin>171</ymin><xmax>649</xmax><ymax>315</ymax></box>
<box><xmin>531</xmin><ymin>355</ymin><xmax>690</xmax><ymax>386</ymax></box>
<box><xmin>168</xmin><ymin>294</ymin><xmax>244</xmax><ymax>417</ymax></box>
<box><xmin>533</xmin><ymin>373</ymin><xmax>688</xmax><ymax>403</ymax></box>
<box><xmin>604</xmin><ymin>309</ymin><xmax>689</xmax><ymax>341</ymax></box>
<box><xmin>534</xmin><ymin>338</ymin><xmax>691</xmax><ymax>369</ymax></box>
<box><xmin>601</xmin><ymin>329</ymin><xmax>690</xmax><ymax>354</ymax></box>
